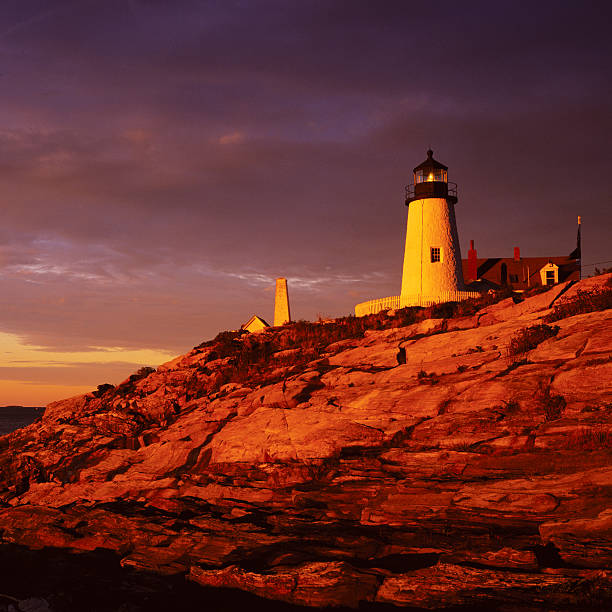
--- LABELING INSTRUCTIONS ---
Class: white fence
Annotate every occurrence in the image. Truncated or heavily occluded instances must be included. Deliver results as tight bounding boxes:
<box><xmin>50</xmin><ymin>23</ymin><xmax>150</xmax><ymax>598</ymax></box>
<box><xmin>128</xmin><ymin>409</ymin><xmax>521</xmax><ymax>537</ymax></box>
<box><xmin>355</xmin><ymin>290</ymin><xmax>481</xmax><ymax>316</ymax></box>
<box><xmin>354</xmin><ymin>295</ymin><xmax>400</xmax><ymax>316</ymax></box>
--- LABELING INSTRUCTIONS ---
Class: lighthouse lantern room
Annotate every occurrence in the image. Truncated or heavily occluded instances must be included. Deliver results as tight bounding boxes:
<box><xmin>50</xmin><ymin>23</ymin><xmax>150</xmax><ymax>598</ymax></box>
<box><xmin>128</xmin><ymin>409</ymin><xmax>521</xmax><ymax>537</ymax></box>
<box><xmin>406</xmin><ymin>149</ymin><xmax>457</xmax><ymax>204</ymax></box>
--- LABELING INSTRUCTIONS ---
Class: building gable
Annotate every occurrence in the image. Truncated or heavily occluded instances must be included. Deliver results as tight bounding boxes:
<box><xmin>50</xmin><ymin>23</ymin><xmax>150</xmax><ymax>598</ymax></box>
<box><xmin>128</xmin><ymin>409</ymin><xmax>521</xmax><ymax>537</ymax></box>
<box><xmin>462</xmin><ymin>255</ymin><xmax>579</xmax><ymax>290</ymax></box>
<box><xmin>241</xmin><ymin>315</ymin><xmax>270</xmax><ymax>333</ymax></box>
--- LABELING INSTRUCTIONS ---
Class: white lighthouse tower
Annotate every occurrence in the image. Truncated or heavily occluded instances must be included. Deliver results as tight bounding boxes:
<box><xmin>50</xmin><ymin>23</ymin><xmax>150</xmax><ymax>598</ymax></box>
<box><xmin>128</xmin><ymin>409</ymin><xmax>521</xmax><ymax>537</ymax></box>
<box><xmin>354</xmin><ymin>149</ymin><xmax>478</xmax><ymax>316</ymax></box>
<box><xmin>399</xmin><ymin>149</ymin><xmax>476</xmax><ymax>307</ymax></box>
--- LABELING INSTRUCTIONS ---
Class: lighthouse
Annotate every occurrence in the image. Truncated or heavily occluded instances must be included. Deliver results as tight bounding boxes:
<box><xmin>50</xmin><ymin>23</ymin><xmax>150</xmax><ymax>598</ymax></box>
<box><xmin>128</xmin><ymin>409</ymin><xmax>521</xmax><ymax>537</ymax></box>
<box><xmin>400</xmin><ymin>149</ymin><xmax>475</xmax><ymax>307</ymax></box>
<box><xmin>354</xmin><ymin>149</ymin><xmax>575</xmax><ymax>317</ymax></box>
<box><xmin>354</xmin><ymin>149</ymin><xmax>478</xmax><ymax>316</ymax></box>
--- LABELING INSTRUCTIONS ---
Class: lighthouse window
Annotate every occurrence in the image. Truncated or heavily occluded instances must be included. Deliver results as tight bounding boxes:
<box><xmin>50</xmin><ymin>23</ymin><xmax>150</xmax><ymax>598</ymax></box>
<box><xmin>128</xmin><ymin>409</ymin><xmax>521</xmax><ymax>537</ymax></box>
<box><xmin>430</xmin><ymin>170</ymin><xmax>446</xmax><ymax>182</ymax></box>
<box><xmin>430</xmin><ymin>247</ymin><xmax>441</xmax><ymax>263</ymax></box>
<box><xmin>415</xmin><ymin>169</ymin><xmax>447</xmax><ymax>183</ymax></box>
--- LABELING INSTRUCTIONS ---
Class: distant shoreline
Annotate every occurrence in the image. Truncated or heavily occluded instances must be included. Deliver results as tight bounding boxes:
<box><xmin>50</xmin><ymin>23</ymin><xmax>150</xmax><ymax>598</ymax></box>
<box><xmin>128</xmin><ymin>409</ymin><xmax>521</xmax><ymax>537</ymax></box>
<box><xmin>0</xmin><ymin>405</ymin><xmax>44</xmax><ymax>410</ymax></box>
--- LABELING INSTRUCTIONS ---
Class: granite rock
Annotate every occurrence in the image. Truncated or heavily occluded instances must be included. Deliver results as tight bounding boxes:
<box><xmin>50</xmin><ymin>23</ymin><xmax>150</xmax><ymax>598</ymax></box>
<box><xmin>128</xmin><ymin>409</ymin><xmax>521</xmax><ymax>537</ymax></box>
<box><xmin>0</xmin><ymin>275</ymin><xmax>611</xmax><ymax>608</ymax></box>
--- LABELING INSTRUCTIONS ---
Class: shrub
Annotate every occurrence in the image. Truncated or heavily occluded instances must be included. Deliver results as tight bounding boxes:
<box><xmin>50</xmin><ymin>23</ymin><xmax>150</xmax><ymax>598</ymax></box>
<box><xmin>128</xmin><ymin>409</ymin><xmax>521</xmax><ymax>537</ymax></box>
<box><xmin>501</xmin><ymin>399</ymin><xmax>520</xmax><ymax>413</ymax></box>
<box><xmin>450</xmin><ymin>440</ymin><xmax>475</xmax><ymax>452</ymax></box>
<box><xmin>426</xmin><ymin>301</ymin><xmax>461</xmax><ymax>319</ymax></box>
<box><xmin>389</xmin><ymin>308</ymin><xmax>420</xmax><ymax>328</ymax></box>
<box><xmin>417</xmin><ymin>370</ymin><xmax>439</xmax><ymax>385</ymax></box>
<box><xmin>544</xmin><ymin>287</ymin><xmax>612</xmax><ymax>322</ymax></box>
<box><xmin>206</xmin><ymin>330</ymin><xmax>244</xmax><ymax>358</ymax></box>
<box><xmin>567</xmin><ymin>427</ymin><xmax>612</xmax><ymax>450</ymax></box>
<box><xmin>535</xmin><ymin>383</ymin><xmax>566</xmax><ymax>420</ymax></box>
<box><xmin>114</xmin><ymin>366</ymin><xmax>157</xmax><ymax>397</ymax></box>
<box><xmin>437</xmin><ymin>399</ymin><xmax>452</xmax><ymax>415</ymax></box>
<box><xmin>583</xmin><ymin>355</ymin><xmax>612</xmax><ymax>367</ymax></box>
<box><xmin>134</xmin><ymin>366</ymin><xmax>156</xmax><ymax>380</ymax></box>
<box><xmin>507</xmin><ymin>324</ymin><xmax>559</xmax><ymax>357</ymax></box>
<box><xmin>492</xmin><ymin>399</ymin><xmax>520</xmax><ymax>415</ymax></box>
<box><xmin>420</xmin><ymin>288</ymin><xmax>516</xmax><ymax>320</ymax></box>
<box><xmin>93</xmin><ymin>383</ymin><xmax>115</xmax><ymax>397</ymax></box>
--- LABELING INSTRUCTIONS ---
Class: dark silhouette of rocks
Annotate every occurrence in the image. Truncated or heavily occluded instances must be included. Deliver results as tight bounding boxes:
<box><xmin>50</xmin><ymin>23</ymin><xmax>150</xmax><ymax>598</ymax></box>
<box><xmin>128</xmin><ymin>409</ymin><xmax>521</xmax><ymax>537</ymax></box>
<box><xmin>0</xmin><ymin>274</ymin><xmax>611</xmax><ymax>609</ymax></box>
<box><xmin>0</xmin><ymin>407</ymin><xmax>43</xmax><ymax>436</ymax></box>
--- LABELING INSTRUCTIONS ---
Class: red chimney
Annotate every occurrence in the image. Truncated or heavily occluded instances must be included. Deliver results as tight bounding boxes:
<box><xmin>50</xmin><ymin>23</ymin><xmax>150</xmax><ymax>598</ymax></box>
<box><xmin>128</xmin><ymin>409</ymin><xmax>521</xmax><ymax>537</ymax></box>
<box><xmin>468</xmin><ymin>240</ymin><xmax>477</xmax><ymax>281</ymax></box>
<box><xmin>513</xmin><ymin>246</ymin><xmax>520</xmax><ymax>261</ymax></box>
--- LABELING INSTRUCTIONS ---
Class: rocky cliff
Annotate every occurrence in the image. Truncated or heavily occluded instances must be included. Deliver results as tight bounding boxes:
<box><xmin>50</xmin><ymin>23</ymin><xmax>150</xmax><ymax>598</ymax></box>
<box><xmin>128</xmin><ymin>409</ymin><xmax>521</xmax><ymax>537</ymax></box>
<box><xmin>0</xmin><ymin>275</ymin><xmax>611</xmax><ymax>610</ymax></box>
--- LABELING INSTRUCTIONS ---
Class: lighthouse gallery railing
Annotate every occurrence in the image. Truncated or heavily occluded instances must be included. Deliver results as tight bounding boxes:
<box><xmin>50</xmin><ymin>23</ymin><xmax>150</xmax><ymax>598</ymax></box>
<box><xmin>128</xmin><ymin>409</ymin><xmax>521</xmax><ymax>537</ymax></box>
<box><xmin>405</xmin><ymin>181</ymin><xmax>457</xmax><ymax>203</ymax></box>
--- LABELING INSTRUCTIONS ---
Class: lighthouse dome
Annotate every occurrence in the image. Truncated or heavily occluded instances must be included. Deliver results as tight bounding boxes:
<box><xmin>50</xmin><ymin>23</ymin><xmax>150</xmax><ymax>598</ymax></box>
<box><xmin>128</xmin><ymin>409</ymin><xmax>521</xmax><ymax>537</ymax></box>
<box><xmin>413</xmin><ymin>149</ymin><xmax>448</xmax><ymax>183</ymax></box>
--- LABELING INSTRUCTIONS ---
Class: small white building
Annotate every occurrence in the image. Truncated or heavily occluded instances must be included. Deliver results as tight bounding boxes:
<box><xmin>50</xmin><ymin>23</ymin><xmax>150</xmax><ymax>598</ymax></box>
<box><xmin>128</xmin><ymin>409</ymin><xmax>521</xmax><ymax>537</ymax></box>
<box><xmin>539</xmin><ymin>262</ymin><xmax>559</xmax><ymax>286</ymax></box>
<box><xmin>241</xmin><ymin>315</ymin><xmax>270</xmax><ymax>333</ymax></box>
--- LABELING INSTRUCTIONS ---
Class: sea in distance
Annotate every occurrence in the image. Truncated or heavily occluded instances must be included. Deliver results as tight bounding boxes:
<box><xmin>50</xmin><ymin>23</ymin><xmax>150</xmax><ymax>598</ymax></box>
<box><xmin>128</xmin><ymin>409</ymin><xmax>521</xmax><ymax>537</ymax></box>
<box><xmin>0</xmin><ymin>406</ymin><xmax>43</xmax><ymax>435</ymax></box>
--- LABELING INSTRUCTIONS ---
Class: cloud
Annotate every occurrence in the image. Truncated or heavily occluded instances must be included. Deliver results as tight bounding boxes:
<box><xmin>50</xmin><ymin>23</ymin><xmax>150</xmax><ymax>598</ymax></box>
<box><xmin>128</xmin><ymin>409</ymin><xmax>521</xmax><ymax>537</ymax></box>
<box><xmin>225</xmin><ymin>270</ymin><xmax>388</xmax><ymax>292</ymax></box>
<box><xmin>217</xmin><ymin>131</ymin><xmax>246</xmax><ymax>145</ymax></box>
<box><xmin>0</xmin><ymin>331</ymin><xmax>175</xmax><ymax>366</ymax></box>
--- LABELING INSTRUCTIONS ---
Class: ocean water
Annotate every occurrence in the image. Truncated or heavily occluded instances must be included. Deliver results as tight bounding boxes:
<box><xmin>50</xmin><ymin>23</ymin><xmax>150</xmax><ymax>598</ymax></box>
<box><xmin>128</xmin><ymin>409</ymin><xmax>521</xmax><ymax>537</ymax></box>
<box><xmin>0</xmin><ymin>406</ymin><xmax>43</xmax><ymax>436</ymax></box>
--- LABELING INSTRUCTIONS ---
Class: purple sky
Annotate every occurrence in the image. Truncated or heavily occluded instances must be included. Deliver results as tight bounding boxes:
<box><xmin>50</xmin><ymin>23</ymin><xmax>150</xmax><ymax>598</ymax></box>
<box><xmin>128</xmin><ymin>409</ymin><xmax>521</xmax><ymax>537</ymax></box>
<box><xmin>1</xmin><ymin>0</ymin><xmax>611</xmax><ymax>404</ymax></box>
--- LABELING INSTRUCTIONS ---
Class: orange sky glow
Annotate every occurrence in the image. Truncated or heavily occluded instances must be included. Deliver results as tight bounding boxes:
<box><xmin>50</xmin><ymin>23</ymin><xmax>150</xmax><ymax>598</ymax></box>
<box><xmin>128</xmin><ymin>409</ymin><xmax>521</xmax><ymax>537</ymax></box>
<box><xmin>0</xmin><ymin>331</ymin><xmax>176</xmax><ymax>405</ymax></box>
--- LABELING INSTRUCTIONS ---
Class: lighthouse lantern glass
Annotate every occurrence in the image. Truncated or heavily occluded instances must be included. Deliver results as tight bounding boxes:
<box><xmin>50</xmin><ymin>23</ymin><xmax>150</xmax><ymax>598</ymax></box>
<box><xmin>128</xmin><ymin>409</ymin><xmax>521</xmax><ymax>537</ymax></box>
<box><xmin>414</xmin><ymin>169</ymin><xmax>447</xmax><ymax>183</ymax></box>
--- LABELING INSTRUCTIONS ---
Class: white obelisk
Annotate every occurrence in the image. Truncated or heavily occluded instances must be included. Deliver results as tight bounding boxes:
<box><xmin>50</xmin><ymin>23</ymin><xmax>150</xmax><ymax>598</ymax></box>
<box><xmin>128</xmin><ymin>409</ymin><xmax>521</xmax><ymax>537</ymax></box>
<box><xmin>273</xmin><ymin>277</ymin><xmax>291</xmax><ymax>326</ymax></box>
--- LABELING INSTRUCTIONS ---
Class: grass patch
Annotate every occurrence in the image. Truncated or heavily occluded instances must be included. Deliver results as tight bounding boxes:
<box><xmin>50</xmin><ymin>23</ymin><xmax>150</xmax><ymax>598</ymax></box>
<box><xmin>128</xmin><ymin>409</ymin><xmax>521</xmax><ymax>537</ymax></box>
<box><xmin>566</xmin><ymin>427</ymin><xmax>612</xmax><ymax>450</ymax></box>
<box><xmin>544</xmin><ymin>286</ymin><xmax>612</xmax><ymax>322</ymax></box>
<box><xmin>507</xmin><ymin>324</ymin><xmax>559</xmax><ymax>358</ymax></box>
